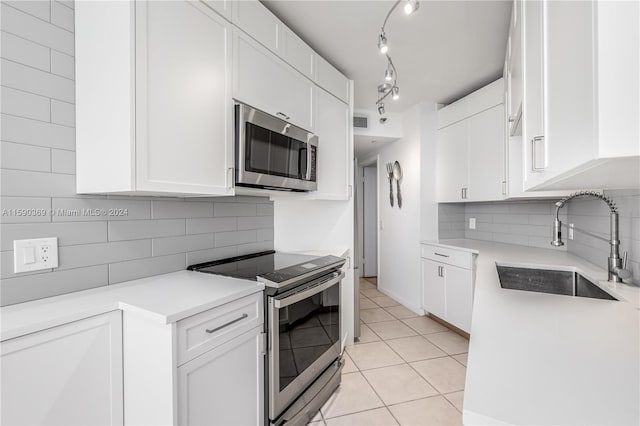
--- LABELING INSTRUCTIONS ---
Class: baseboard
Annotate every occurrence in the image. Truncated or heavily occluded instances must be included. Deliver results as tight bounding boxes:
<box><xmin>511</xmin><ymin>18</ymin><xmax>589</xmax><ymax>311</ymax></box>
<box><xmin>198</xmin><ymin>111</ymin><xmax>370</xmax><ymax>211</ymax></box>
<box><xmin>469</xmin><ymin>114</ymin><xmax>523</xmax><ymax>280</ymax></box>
<box><xmin>376</xmin><ymin>286</ymin><xmax>425</xmax><ymax>316</ymax></box>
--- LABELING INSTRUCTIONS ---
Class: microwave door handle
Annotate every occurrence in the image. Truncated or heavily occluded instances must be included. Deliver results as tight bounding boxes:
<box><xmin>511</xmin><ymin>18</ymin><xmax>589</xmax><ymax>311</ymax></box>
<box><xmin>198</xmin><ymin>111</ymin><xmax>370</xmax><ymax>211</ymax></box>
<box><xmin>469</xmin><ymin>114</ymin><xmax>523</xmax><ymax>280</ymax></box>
<box><xmin>306</xmin><ymin>144</ymin><xmax>312</xmax><ymax>181</ymax></box>
<box><xmin>274</xmin><ymin>272</ymin><xmax>344</xmax><ymax>309</ymax></box>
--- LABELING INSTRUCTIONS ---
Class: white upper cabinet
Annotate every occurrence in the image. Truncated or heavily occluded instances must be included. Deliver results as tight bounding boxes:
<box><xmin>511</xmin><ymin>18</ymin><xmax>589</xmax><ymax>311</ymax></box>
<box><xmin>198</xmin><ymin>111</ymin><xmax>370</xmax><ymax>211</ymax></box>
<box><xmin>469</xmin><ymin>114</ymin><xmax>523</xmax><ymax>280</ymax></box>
<box><xmin>436</xmin><ymin>79</ymin><xmax>505</xmax><ymax>202</ymax></box>
<box><xmin>505</xmin><ymin>0</ymin><xmax>522</xmax><ymax>136</ymax></box>
<box><xmin>232</xmin><ymin>0</ymin><xmax>280</xmax><ymax>54</ymax></box>
<box><xmin>313</xmin><ymin>88</ymin><xmax>351</xmax><ymax>200</ymax></box>
<box><xmin>522</xmin><ymin>0</ymin><xmax>640</xmax><ymax>191</ymax></box>
<box><xmin>201</xmin><ymin>0</ymin><xmax>233</xmax><ymax>21</ymax></box>
<box><xmin>280</xmin><ymin>27</ymin><xmax>316</xmax><ymax>80</ymax></box>
<box><xmin>233</xmin><ymin>29</ymin><xmax>315</xmax><ymax>132</ymax></box>
<box><xmin>316</xmin><ymin>56</ymin><xmax>350</xmax><ymax>104</ymax></box>
<box><xmin>76</xmin><ymin>1</ymin><xmax>234</xmax><ymax>196</ymax></box>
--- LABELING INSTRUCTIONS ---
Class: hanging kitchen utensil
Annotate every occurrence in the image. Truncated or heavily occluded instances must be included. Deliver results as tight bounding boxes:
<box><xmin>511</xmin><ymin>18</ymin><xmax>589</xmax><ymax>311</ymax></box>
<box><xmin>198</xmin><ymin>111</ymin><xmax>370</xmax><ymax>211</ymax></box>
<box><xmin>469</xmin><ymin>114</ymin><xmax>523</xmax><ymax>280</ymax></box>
<box><xmin>386</xmin><ymin>162</ymin><xmax>394</xmax><ymax>207</ymax></box>
<box><xmin>393</xmin><ymin>161</ymin><xmax>403</xmax><ymax>208</ymax></box>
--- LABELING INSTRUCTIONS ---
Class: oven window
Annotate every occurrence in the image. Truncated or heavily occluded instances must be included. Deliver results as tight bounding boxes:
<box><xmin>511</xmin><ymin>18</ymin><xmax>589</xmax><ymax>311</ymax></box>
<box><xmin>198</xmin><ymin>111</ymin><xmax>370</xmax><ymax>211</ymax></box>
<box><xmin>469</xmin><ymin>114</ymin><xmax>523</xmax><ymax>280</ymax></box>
<box><xmin>245</xmin><ymin>122</ymin><xmax>307</xmax><ymax>179</ymax></box>
<box><xmin>278</xmin><ymin>283</ymin><xmax>340</xmax><ymax>391</ymax></box>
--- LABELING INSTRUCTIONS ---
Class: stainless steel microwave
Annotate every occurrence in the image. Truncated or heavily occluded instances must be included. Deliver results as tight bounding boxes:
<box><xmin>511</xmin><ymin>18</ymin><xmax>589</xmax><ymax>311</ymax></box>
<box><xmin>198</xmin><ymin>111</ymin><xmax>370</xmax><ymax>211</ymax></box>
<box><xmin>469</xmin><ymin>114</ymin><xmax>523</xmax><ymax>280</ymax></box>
<box><xmin>235</xmin><ymin>103</ymin><xmax>318</xmax><ymax>192</ymax></box>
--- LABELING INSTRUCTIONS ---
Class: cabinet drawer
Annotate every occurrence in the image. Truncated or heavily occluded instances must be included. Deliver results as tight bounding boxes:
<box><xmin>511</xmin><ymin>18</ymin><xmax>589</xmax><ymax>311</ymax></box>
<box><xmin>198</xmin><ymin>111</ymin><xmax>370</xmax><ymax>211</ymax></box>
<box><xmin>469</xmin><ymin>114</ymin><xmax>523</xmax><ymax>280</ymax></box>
<box><xmin>421</xmin><ymin>245</ymin><xmax>473</xmax><ymax>270</ymax></box>
<box><xmin>176</xmin><ymin>292</ymin><xmax>263</xmax><ymax>365</ymax></box>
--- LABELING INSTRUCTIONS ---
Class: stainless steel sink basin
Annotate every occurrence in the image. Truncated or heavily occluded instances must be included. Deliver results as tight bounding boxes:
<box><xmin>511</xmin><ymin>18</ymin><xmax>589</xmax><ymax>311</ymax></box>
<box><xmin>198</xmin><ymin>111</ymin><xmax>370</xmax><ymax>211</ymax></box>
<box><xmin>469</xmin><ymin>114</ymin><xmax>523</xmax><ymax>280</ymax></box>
<box><xmin>496</xmin><ymin>265</ymin><xmax>617</xmax><ymax>301</ymax></box>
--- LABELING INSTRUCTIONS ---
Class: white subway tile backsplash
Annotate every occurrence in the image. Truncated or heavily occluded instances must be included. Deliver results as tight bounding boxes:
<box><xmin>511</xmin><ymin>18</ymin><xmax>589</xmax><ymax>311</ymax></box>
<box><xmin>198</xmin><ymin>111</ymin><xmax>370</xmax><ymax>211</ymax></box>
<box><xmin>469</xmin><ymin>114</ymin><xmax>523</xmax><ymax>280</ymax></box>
<box><xmin>186</xmin><ymin>217</ymin><xmax>237</xmax><ymax>234</ymax></box>
<box><xmin>492</xmin><ymin>233</ymin><xmax>528</xmax><ymax>246</ymax></box>
<box><xmin>152</xmin><ymin>200</ymin><xmax>213</xmax><ymax>219</ymax></box>
<box><xmin>50</xmin><ymin>50</ymin><xmax>74</xmax><ymax>79</ymax></box>
<box><xmin>1</xmin><ymin>31</ymin><xmax>50</xmax><ymax>72</ymax></box>
<box><xmin>5</xmin><ymin>1</ymin><xmax>50</xmax><ymax>22</ymax></box>
<box><xmin>237</xmin><ymin>241</ymin><xmax>274</xmax><ymax>256</ymax></box>
<box><xmin>1</xmin><ymin>86</ymin><xmax>50</xmax><ymax>121</ymax></box>
<box><xmin>1</xmin><ymin>114</ymin><xmax>75</xmax><ymax>150</ymax></box>
<box><xmin>1</xmin><ymin>221</ymin><xmax>107</xmax><ymax>251</ymax></box>
<box><xmin>1</xmin><ymin>141</ymin><xmax>51</xmax><ymax>172</ymax></box>
<box><xmin>108</xmin><ymin>219</ymin><xmax>185</xmax><ymax>241</ymax></box>
<box><xmin>0</xmin><ymin>0</ymin><xmax>275</xmax><ymax>305</ymax></box>
<box><xmin>257</xmin><ymin>203</ymin><xmax>274</xmax><ymax>216</ymax></box>
<box><xmin>215</xmin><ymin>230</ymin><xmax>257</xmax><ymax>248</ymax></box>
<box><xmin>55</xmin><ymin>0</ymin><xmax>74</xmax><ymax>10</ymax></box>
<box><xmin>238</xmin><ymin>216</ymin><xmax>273</xmax><ymax>230</ymax></box>
<box><xmin>1</xmin><ymin>3</ymin><xmax>74</xmax><ymax>54</ymax></box>
<box><xmin>0</xmin><ymin>197</ymin><xmax>51</xmax><ymax>223</ymax></box>
<box><xmin>50</xmin><ymin>0</ymin><xmax>73</xmax><ymax>32</ymax></box>
<box><xmin>1</xmin><ymin>265</ymin><xmax>108</xmax><ymax>306</ymax></box>
<box><xmin>52</xmin><ymin>198</ymin><xmax>151</xmax><ymax>221</ymax></box>
<box><xmin>57</xmin><ymin>240</ymin><xmax>151</xmax><ymax>271</ymax></box>
<box><xmin>152</xmin><ymin>234</ymin><xmax>213</xmax><ymax>257</ymax></box>
<box><xmin>108</xmin><ymin>254</ymin><xmax>185</xmax><ymax>284</ymax></box>
<box><xmin>50</xmin><ymin>99</ymin><xmax>74</xmax><ymax>126</ymax></box>
<box><xmin>1</xmin><ymin>58</ymin><xmax>75</xmax><ymax>102</ymax></box>
<box><xmin>186</xmin><ymin>246</ymin><xmax>238</xmax><ymax>266</ymax></box>
<box><xmin>1</xmin><ymin>169</ymin><xmax>76</xmax><ymax>197</ymax></box>
<box><xmin>51</xmin><ymin>149</ymin><xmax>75</xmax><ymax>174</ymax></box>
<box><xmin>214</xmin><ymin>202</ymin><xmax>257</xmax><ymax>217</ymax></box>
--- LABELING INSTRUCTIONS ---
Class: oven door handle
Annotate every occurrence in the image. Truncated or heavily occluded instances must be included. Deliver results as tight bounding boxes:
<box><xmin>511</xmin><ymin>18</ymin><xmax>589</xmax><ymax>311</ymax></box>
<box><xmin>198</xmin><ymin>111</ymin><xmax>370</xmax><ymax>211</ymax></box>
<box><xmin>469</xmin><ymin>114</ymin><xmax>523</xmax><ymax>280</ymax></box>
<box><xmin>274</xmin><ymin>272</ymin><xmax>344</xmax><ymax>309</ymax></box>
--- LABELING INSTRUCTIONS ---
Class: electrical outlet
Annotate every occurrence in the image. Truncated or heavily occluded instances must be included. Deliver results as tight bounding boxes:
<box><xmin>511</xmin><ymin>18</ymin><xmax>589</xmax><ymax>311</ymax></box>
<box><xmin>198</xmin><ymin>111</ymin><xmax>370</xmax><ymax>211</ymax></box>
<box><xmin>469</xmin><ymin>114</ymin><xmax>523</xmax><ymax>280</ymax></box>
<box><xmin>569</xmin><ymin>224</ymin><xmax>574</xmax><ymax>240</ymax></box>
<box><xmin>469</xmin><ymin>218</ymin><xmax>476</xmax><ymax>230</ymax></box>
<box><xmin>13</xmin><ymin>238</ymin><xmax>59</xmax><ymax>273</ymax></box>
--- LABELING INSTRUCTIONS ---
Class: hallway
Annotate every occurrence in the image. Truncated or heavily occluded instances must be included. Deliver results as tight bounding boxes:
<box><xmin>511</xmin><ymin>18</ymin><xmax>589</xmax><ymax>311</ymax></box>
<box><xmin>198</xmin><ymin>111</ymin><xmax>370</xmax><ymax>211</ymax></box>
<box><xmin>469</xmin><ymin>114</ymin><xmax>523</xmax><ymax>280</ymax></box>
<box><xmin>310</xmin><ymin>278</ymin><xmax>469</xmax><ymax>425</ymax></box>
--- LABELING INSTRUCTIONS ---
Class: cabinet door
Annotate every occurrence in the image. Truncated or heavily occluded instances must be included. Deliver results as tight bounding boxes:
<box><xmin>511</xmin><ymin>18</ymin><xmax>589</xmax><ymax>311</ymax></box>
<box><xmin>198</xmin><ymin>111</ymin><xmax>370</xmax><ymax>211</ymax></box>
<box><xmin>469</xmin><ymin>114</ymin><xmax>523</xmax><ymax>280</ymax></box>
<box><xmin>178</xmin><ymin>327</ymin><xmax>264</xmax><ymax>426</ymax></box>
<box><xmin>421</xmin><ymin>259</ymin><xmax>446</xmax><ymax>319</ymax></box>
<box><xmin>507</xmin><ymin>0</ymin><xmax>523</xmax><ymax>133</ymax></box>
<box><xmin>468</xmin><ymin>105</ymin><xmax>506</xmax><ymax>201</ymax></box>
<box><xmin>233</xmin><ymin>29</ymin><xmax>315</xmax><ymax>132</ymax></box>
<box><xmin>436</xmin><ymin>120</ymin><xmax>468</xmax><ymax>202</ymax></box>
<box><xmin>201</xmin><ymin>0</ymin><xmax>233</xmax><ymax>20</ymax></box>
<box><xmin>522</xmin><ymin>0</ymin><xmax>547</xmax><ymax>190</ymax></box>
<box><xmin>232</xmin><ymin>0</ymin><xmax>280</xmax><ymax>54</ymax></box>
<box><xmin>135</xmin><ymin>1</ymin><xmax>233</xmax><ymax>195</ymax></box>
<box><xmin>1</xmin><ymin>312</ymin><xmax>123</xmax><ymax>425</ymax></box>
<box><xmin>443</xmin><ymin>265</ymin><xmax>474</xmax><ymax>333</ymax></box>
<box><xmin>314</xmin><ymin>89</ymin><xmax>350</xmax><ymax>200</ymax></box>
<box><xmin>281</xmin><ymin>27</ymin><xmax>315</xmax><ymax>79</ymax></box>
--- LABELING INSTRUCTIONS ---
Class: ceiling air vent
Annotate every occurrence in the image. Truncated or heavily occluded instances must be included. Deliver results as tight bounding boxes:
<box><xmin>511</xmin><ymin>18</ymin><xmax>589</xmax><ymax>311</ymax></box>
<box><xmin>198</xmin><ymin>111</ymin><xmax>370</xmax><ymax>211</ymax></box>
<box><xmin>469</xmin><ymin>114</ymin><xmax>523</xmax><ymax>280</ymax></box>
<box><xmin>353</xmin><ymin>116</ymin><xmax>368</xmax><ymax>129</ymax></box>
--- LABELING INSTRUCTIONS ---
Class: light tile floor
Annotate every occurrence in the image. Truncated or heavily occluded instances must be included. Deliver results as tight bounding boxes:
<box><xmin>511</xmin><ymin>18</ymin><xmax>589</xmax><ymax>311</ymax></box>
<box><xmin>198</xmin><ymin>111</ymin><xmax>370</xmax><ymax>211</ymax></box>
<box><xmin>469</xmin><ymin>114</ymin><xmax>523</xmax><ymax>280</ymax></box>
<box><xmin>309</xmin><ymin>279</ymin><xmax>469</xmax><ymax>425</ymax></box>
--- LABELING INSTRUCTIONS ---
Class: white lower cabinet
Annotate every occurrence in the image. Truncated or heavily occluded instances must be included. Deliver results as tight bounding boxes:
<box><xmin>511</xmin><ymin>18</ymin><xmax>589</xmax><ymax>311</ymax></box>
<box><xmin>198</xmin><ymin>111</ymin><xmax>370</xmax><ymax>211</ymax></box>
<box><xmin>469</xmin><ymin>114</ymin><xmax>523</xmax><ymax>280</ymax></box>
<box><xmin>421</xmin><ymin>245</ymin><xmax>475</xmax><ymax>333</ymax></box>
<box><xmin>0</xmin><ymin>311</ymin><xmax>123</xmax><ymax>426</ymax></box>
<box><xmin>178</xmin><ymin>326</ymin><xmax>264</xmax><ymax>426</ymax></box>
<box><xmin>123</xmin><ymin>291</ymin><xmax>265</xmax><ymax>425</ymax></box>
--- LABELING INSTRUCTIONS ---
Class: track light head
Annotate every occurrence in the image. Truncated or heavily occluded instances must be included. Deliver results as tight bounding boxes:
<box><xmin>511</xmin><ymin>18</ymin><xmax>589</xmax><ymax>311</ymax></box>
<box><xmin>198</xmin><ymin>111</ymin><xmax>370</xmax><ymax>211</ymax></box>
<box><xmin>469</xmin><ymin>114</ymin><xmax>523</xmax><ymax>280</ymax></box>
<box><xmin>392</xmin><ymin>86</ymin><xmax>400</xmax><ymax>100</ymax></box>
<box><xmin>384</xmin><ymin>65</ymin><xmax>394</xmax><ymax>81</ymax></box>
<box><xmin>378</xmin><ymin>33</ymin><xmax>388</xmax><ymax>54</ymax></box>
<box><xmin>378</xmin><ymin>103</ymin><xmax>385</xmax><ymax>115</ymax></box>
<box><xmin>404</xmin><ymin>0</ymin><xmax>420</xmax><ymax>15</ymax></box>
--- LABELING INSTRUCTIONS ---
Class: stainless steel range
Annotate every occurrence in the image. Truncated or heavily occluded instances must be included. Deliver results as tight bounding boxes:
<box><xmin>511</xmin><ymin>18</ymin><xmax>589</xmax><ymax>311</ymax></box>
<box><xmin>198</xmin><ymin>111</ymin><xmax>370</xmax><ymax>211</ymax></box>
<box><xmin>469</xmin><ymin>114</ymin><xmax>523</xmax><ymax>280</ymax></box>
<box><xmin>188</xmin><ymin>251</ymin><xmax>345</xmax><ymax>425</ymax></box>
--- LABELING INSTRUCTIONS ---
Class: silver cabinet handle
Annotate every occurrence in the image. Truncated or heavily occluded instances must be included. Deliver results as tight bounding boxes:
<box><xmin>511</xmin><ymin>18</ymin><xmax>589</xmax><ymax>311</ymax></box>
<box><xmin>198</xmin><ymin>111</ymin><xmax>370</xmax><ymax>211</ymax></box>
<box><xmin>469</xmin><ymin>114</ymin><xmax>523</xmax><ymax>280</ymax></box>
<box><xmin>434</xmin><ymin>252</ymin><xmax>450</xmax><ymax>258</ymax></box>
<box><xmin>437</xmin><ymin>266</ymin><xmax>445</xmax><ymax>277</ymax></box>
<box><xmin>531</xmin><ymin>136</ymin><xmax>546</xmax><ymax>172</ymax></box>
<box><xmin>276</xmin><ymin>112</ymin><xmax>290</xmax><ymax>120</ymax></box>
<box><xmin>206</xmin><ymin>313</ymin><xmax>248</xmax><ymax>334</ymax></box>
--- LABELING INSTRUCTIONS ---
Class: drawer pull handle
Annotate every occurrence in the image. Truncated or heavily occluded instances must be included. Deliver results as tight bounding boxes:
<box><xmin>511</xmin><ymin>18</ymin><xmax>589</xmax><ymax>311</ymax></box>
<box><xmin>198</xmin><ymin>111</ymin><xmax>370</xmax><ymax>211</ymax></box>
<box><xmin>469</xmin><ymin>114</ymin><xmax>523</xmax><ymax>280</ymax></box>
<box><xmin>206</xmin><ymin>313</ymin><xmax>248</xmax><ymax>334</ymax></box>
<box><xmin>434</xmin><ymin>252</ymin><xmax>450</xmax><ymax>258</ymax></box>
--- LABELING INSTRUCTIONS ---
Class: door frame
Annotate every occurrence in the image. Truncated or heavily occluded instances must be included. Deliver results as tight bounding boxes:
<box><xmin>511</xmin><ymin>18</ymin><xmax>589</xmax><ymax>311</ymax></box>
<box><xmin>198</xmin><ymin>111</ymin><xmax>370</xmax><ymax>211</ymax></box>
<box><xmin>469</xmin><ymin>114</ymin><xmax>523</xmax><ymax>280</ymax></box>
<box><xmin>357</xmin><ymin>154</ymin><xmax>380</xmax><ymax>284</ymax></box>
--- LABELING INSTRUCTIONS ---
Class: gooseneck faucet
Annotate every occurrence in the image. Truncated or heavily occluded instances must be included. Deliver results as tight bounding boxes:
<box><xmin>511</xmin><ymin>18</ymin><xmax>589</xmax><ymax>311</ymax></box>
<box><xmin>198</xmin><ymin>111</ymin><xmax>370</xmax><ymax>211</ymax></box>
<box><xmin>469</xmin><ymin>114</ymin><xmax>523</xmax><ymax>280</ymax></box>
<box><xmin>552</xmin><ymin>191</ymin><xmax>631</xmax><ymax>283</ymax></box>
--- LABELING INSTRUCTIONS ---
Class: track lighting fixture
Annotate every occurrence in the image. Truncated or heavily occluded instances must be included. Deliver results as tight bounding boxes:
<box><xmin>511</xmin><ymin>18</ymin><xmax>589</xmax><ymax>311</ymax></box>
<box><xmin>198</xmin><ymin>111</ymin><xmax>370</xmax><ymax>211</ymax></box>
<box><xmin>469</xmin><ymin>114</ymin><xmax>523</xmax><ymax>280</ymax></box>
<box><xmin>392</xmin><ymin>86</ymin><xmax>400</xmax><ymax>100</ymax></box>
<box><xmin>384</xmin><ymin>64</ymin><xmax>394</xmax><ymax>81</ymax></box>
<box><xmin>404</xmin><ymin>0</ymin><xmax>420</xmax><ymax>15</ymax></box>
<box><xmin>378</xmin><ymin>33</ymin><xmax>388</xmax><ymax>54</ymax></box>
<box><xmin>375</xmin><ymin>0</ymin><xmax>420</xmax><ymax>116</ymax></box>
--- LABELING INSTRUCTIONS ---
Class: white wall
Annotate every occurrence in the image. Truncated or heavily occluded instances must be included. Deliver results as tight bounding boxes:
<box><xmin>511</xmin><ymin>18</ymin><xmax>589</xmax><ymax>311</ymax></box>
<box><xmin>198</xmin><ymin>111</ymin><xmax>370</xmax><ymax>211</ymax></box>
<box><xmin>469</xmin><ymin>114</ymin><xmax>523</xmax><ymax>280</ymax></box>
<box><xmin>420</xmin><ymin>104</ymin><xmax>439</xmax><ymax>241</ymax></box>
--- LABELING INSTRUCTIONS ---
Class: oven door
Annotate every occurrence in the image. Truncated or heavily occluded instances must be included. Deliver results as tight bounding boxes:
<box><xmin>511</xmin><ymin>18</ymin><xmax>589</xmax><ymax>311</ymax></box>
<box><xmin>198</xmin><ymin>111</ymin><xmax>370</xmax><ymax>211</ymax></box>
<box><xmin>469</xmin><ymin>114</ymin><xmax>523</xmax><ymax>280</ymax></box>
<box><xmin>268</xmin><ymin>271</ymin><xmax>343</xmax><ymax>420</ymax></box>
<box><xmin>236</xmin><ymin>103</ymin><xmax>318</xmax><ymax>192</ymax></box>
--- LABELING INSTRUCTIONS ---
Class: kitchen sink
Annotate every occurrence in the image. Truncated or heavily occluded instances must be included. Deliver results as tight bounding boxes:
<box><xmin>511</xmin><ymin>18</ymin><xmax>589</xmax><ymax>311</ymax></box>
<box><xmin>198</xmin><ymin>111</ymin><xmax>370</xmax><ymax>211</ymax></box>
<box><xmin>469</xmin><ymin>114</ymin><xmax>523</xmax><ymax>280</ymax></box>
<box><xmin>496</xmin><ymin>265</ymin><xmax>618</xmax><ymax>301</ymax></box>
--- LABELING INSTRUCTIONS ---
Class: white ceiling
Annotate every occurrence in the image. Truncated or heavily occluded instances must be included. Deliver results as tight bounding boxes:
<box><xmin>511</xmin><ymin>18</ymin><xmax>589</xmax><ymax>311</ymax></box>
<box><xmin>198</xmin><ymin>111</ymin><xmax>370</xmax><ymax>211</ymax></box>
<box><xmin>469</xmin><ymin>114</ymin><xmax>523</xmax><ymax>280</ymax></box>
<box><xmin>262</xmin><ymin>0</ymin><xmax>512</xmax><ymax>114</ymax></box>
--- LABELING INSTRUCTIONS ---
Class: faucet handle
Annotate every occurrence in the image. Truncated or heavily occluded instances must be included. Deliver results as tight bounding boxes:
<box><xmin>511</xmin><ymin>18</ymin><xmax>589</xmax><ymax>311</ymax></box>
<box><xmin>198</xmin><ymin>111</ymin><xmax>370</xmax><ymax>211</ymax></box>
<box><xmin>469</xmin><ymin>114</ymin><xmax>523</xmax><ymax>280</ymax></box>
<box><xmin>622</xmin><ymin>251</ymin><xmax>628</xmax><ymax>269</ymax></box>
<box><xmin>615</xmin><ymin>252</ymin><xmax>632</xmax><ymax>280</ymax></box>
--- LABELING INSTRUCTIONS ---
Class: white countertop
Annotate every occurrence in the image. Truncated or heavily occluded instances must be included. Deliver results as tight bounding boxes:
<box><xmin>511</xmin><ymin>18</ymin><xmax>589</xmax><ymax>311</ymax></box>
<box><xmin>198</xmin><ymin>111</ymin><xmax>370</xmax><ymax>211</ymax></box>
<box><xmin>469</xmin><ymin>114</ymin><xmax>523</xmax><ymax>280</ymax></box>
<box><xmin>426</xmin><ymin>239</ymin><xmax>639</xmax><ymax>425</ymax></box>
<box><xmin>1</xmin><ymin>270</ymin><xmax>264</xmax><ymax>341</ymax></box>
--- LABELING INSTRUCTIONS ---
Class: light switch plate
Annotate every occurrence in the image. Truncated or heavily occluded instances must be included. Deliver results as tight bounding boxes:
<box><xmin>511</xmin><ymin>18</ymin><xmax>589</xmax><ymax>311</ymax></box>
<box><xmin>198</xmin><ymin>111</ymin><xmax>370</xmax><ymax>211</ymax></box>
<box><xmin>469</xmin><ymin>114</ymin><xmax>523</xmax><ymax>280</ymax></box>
<box><xmin>469</xmin><ymin>218</ymin><xmax>476</xmax><ymax>230</ymax></box>
<box><xmin>13</xmin><ymin>237</ymin><xmax>59</xmax><ymax>273</ymax></box>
